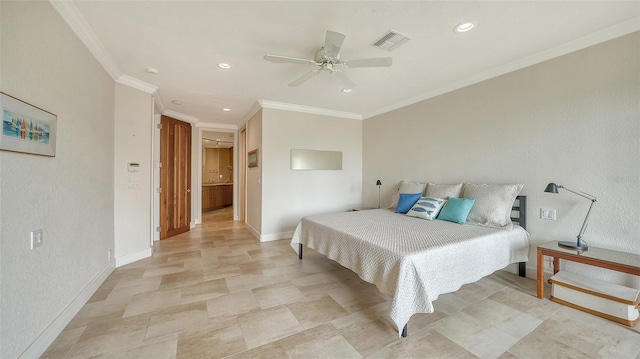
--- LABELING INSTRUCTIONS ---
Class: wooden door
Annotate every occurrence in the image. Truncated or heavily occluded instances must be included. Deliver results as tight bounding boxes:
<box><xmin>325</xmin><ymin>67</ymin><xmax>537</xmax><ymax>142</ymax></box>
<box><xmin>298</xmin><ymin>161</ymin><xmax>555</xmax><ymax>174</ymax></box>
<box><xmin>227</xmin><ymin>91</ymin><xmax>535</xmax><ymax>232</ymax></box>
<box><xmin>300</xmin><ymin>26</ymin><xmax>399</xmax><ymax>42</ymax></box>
<box><xmin>160</xmin><ymin>115</ymin><xmax>192</xmax><ymax>239</ymax></box>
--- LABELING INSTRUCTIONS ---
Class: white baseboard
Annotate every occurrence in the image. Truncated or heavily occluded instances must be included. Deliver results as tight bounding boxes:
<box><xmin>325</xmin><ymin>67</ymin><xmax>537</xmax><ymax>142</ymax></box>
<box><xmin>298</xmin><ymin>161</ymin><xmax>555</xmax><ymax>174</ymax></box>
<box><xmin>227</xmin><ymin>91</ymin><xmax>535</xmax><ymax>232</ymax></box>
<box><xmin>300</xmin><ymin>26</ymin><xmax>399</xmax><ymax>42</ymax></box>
<box><xmin>260</xmin><ymin>231</ymin><xmax>294</xmax><ymax>242</ymax></box>
<box><xmin>115</xmin><ymin>248</ymin><xmax>152</xmax><ymax>267</ymax></box>
<box><xmin>245</xmin><ymin>223</ymin><xmax>260</xmax><ymax>240</ymax></box>
<box><xmin>19</xmin><ymin>260</ymin><xmax>115</xmax><ymax>359</ymax></box>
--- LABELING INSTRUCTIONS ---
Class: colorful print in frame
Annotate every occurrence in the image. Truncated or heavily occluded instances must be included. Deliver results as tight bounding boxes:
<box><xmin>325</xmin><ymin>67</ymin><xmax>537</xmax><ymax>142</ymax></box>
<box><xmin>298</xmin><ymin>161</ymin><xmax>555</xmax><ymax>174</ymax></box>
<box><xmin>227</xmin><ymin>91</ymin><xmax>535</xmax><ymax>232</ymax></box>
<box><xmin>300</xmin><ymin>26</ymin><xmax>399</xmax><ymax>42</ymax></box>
<box><xmin>1</xmin><ymin>92</ymin><xmax>57</xmax><ymax>157</ymax></box>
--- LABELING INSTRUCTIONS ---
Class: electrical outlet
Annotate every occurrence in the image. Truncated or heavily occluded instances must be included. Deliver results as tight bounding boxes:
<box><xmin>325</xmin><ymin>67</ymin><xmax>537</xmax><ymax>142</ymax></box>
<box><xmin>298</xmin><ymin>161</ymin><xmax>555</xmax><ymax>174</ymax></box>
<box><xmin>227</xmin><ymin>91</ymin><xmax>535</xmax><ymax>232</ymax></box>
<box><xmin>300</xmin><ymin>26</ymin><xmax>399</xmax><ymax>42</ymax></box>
<box><xmin>540</xmin><ymin>208</ymin><xmax>557</xmax><ymax>220</ymax></box>
<box><xmin>108</xmin><ymin>250</ymin><xmax>112</xmax><ymax>261</ymax></box>
<box><xmin>30</xmin><ymin>229</ymin><xmax>43</xmax><ymax>249</ymax></box>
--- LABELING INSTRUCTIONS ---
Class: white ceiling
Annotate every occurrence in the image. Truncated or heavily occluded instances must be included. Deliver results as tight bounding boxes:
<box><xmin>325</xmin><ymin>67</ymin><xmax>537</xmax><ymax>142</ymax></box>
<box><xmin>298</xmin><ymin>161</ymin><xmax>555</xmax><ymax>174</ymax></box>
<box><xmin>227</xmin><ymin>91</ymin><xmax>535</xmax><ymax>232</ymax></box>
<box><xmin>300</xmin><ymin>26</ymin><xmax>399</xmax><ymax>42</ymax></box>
<box><xmin>54</xmin><ymin>1</ymin><xmax>639</xmax><ymax>127</ymax></box>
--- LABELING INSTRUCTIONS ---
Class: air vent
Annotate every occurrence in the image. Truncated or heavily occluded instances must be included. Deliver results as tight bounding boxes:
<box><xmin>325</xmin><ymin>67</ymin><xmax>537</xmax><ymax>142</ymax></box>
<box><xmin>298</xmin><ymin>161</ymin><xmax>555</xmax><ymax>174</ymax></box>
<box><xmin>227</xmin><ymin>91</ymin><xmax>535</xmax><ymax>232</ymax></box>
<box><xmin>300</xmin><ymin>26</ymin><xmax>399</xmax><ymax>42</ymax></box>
<box><xmin>372</xmin><ymin>30</ymin><xmax>411</xmax><ymax>51</ymax></box>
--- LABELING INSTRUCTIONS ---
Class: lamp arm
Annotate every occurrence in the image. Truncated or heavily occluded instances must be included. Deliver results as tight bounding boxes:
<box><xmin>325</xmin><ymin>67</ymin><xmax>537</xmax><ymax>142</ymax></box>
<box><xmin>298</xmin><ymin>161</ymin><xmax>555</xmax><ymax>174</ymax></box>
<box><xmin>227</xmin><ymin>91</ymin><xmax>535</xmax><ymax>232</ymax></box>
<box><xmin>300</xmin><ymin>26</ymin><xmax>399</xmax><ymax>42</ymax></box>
<box><xmin>577</xmin><ymin>197</ymin><xmax>596</xmax><ymax>241</ymax></box>
<box><xmin>558</xmin><ymin>185</ymin><xmax>597</xmax><ymax>201</ymax></box>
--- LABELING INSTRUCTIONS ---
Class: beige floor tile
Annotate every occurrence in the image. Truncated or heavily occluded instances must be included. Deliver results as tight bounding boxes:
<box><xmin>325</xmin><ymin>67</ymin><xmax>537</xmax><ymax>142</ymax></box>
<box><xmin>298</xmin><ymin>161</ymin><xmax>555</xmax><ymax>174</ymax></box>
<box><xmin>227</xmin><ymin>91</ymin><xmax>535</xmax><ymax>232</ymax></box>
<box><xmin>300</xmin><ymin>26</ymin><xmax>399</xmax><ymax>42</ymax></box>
<box><xmin>100</xmin><ymin>333</ymin><xmax>178</xmax><ymax>359</ymax></box>
<box><xmin>340</xmin><ymin>318</ymin><xmax>399</xmax><ymax>356</ymax></box>
<box><xmin>224</xmin><ymin>341</ymin><xmax>288</xmax><ymax>359</ymax></box>
<box><xmin>288</xmin><ymin>294</ymin><xmax>350</xmax><ymax>329</ymax></box>
<box><xmin>180</xmin><ymin>278</ymin><xmax>229</xmax><ymax>304</ymax></box>
<box><xmin>202</xmin><ymin>264</ymin><xmax>242</xmax><ymax>281</ymax></box>
<box><xmin>225</xmin><ymin>273</ymin><xmax>270</xmax><ymax>293</ymax></box>
<box><xmin>142</xmin><ymin>263</ymin><xmax>186</xmax><ymax>278</ymax></box>
<box><xmin>206</xmin><ymin>290</ymin><xmax>260</xmax><ymax>319</ymax></box>
<box><xmin>253</xmin><ymin>281</ymin><xmax>305</xmax><ymax>309</ymax></box>
<box><xmin>327</xmin><ymin>281</ymin><xmax>388</xmax><ymax>313</ymax></box>
<box><xmin>237</xmin><ymin>306</ymin><xmax>304</xmax><ymax>349</ymax></box>
<box><xmin>146</xmin><ymin>301</ymin><xmax>209</xmax><ymax>340</ymax></box>
<box><xmin>122</xmin><ymin>289</ymin><xmax>182</xmax><ymax>318</ymax></box>
<box><xmin>66</xmin><ymin>328</ymin><xmax>147</xmax><ymax>358</ymax></box>
<box><xmin>40</xmin><ymin>326</ymin><xmax>86</xmax><ymax>359</ymax></box>
<box><xmin>280</xmin><ymin>324</ymin><xmax>361</xmax><ymax>358</ymax></box>
<box><xmin>366</xmin><ymin>328</ymin><xmax>477</xmax><ymax>359</ymax></box>
<box><xmin>159</xmin><ymin>269</ymin><xmax>204</xmax><ymax>290</ymax></box>
<box><xmin>176</xmin><ymin>320</ymin><xmax>247</xmax><ymax>358</ymax></box>
<box><xmin>507</xmin><ymin>328</ymin><xmax>586</xmax><ymax>359</ymax></box>
<box><xmin>108</xmin><ymin>275</ymin><xmax>163</xmax><ymax>299</ymax></box>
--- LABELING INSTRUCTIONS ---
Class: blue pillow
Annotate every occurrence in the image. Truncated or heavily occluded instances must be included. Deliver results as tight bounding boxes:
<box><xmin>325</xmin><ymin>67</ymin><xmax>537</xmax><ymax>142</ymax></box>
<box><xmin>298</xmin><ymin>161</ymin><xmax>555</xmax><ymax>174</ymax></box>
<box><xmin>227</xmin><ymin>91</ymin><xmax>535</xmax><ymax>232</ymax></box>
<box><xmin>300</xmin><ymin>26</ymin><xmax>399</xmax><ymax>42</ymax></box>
<box><xmin>395</xmin><ymin>193</ymin><xmax>422</xmax><ymax>214</ymax></box>
<box><xmin>437</xmin><ymin>197</ymin><xmax>475</xmax><ymax>224</ymax></box>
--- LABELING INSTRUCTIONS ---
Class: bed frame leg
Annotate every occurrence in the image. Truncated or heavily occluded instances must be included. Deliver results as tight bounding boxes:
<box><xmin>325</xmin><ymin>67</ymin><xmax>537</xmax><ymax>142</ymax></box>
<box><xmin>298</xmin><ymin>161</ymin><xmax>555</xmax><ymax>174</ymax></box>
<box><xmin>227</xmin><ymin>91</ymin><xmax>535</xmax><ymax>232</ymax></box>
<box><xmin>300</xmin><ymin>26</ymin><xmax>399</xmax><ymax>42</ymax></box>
<box><xmin>298</xmin><ymin>243</ymin><xmax>303</xmax><ymax>260</ymax></box>
<box><xmin>518</xmin><ymin>262</ymin><xmax>526</xmax><ymax>277</ymax></box>
<box><xmin>401</xmin><ymin>324</ymin><xmax>407</xmax><ymax>338</ymax></box>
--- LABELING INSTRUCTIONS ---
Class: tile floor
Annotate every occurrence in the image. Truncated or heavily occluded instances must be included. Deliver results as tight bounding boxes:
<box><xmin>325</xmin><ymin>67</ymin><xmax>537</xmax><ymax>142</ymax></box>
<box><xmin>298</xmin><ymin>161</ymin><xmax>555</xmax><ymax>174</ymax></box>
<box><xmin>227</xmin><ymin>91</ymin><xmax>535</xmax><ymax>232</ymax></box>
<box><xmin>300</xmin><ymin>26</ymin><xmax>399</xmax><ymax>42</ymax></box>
<box><xmin>44</xmin><ymin>207</ymin><xmax>640</xmax><ymax>358</ymax></box>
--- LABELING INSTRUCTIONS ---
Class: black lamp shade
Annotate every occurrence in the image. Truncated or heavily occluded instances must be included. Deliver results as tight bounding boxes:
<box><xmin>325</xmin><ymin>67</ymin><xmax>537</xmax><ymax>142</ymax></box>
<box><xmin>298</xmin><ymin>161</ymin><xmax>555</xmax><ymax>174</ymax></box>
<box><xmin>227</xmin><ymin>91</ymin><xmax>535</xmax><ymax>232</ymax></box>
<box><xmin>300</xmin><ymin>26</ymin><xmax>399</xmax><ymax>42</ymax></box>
<box><xmin>376</xmin><ymin>180</ymin><xmax>382</xmax><ymax>186</ymax></box>
<box><xmin>544</xmin><ymin>183</ymin><xmax>559</xmax><ymax>193</ymax></box>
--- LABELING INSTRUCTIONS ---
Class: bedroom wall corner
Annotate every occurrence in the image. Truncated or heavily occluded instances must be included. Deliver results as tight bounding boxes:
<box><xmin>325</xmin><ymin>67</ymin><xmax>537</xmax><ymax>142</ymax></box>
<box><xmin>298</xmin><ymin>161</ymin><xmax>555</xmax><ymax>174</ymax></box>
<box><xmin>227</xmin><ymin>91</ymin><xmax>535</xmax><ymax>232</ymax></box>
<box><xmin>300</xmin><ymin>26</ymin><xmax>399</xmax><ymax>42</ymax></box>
<box><xmin>362</xmin><ymin>32</ymin><xmax>640</xmax><ymax>287</ymax></box>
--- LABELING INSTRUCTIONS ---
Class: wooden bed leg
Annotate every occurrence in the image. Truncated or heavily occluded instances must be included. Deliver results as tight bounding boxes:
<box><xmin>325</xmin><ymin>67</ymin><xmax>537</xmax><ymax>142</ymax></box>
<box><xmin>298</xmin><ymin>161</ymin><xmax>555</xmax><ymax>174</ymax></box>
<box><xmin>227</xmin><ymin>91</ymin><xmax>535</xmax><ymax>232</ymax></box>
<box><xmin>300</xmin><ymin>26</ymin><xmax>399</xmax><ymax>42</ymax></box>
<box><xmin>518</xmin><ymin>262</ymin><xmax>526</xmax><ymax>277</ymax></box>
<box><xmin>401</xmin><ymin>324</ymin><xmax>407</xmax><ymax>338</ymax></box>
<box><xmin>298</xmin><ymin>243</ymin><xmax>303</xmax><ymax>260</ymax></box>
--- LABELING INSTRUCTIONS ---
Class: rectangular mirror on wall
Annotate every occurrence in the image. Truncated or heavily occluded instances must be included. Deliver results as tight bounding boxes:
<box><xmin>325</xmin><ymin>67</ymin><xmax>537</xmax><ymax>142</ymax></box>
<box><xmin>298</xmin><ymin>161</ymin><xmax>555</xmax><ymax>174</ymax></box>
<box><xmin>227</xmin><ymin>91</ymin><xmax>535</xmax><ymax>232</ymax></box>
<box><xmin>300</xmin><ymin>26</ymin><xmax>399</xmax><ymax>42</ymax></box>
<box><xmin>290</xmin><ymin>149</ymin><xmax>342</xmax><ymax>170</ymax></box>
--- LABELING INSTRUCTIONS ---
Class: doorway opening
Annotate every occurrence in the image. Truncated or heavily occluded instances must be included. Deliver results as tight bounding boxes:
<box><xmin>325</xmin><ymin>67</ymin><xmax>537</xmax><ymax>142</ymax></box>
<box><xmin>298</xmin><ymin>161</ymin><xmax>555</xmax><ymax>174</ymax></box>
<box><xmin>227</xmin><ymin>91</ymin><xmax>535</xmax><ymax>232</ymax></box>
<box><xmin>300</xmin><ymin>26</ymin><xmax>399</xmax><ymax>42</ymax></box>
<box><xmin>202</xmin><ymin>131</ymin><xmax>234</xmax><ymax>215</ymax></box>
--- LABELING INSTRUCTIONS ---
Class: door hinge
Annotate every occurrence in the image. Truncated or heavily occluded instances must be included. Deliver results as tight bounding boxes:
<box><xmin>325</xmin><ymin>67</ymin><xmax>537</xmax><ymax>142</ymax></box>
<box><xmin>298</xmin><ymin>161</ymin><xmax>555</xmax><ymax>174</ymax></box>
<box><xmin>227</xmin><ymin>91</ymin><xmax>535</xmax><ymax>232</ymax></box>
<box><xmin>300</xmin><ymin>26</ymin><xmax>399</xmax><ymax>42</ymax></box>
<box><xmin>156</xmin><ymin>226</ymin><xmax>161</xmax><ymax>232</ymax></box>
<box><xmin>157</xmin><ymin>188</ymin><xmax>162</xmax><ymax>193</ymax></box>
<box><xmin>156</xmin><ymin>162</ymin><xmax>162</xmax><ymax>168</ymax></box>
<box><xmin>157</xmin><ymin>123</ymin><xmax>162</xmax><ymax>129</ymax></box>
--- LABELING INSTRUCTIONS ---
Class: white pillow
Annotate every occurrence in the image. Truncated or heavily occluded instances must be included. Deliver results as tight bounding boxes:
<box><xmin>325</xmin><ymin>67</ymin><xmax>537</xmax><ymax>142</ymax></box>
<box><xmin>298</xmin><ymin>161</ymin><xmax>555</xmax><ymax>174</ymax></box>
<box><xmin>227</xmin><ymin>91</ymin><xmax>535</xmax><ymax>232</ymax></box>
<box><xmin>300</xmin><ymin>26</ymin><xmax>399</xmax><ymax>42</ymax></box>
<box><xmin>462</xmin><ymin>183</ymin><xmax>524</xmax><ymax>230</ymax></box>
<box><xmin>406</xmin><ymin>197</ymin><xmax>446</xmax><ymax>220</ymax></box>
<box><xmin>389</xmin><ymin>181</ymin><xmax>426</xmax><ymax>209</ymax></box>
<box><xmin>425</xmin><ymin>183</ymin><xmax>463</xmax><ymax>199</ymax></box>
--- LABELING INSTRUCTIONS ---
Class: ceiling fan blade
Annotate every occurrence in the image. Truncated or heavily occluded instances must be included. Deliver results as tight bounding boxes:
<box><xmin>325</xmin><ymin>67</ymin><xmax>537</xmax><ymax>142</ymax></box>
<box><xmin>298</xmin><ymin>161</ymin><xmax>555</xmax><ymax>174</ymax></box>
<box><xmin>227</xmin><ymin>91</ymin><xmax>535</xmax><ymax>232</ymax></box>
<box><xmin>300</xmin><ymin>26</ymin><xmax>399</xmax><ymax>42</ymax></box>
<box><xmin>324</xmin><ymin>30</ymin><xmax>346</xmax><ymax>58</ymax></box>
<box><xmin>289</xmin><ymin>69</ymin><xmax>321</xmax><ymax>87</ymax></box>
<box><xmin>330</xmin><ymin>71</ymin><xmax>357</xmax><ymax>89</ymax></box>
<box><xmin>343</xmin><ymin>57</ymin><xmax>393</xmax><ymax>68</ymax></box>
<box><xmin>264</xmin><ymin>54</ymin><xmax>318</xmax><ymax>65</ymax></box>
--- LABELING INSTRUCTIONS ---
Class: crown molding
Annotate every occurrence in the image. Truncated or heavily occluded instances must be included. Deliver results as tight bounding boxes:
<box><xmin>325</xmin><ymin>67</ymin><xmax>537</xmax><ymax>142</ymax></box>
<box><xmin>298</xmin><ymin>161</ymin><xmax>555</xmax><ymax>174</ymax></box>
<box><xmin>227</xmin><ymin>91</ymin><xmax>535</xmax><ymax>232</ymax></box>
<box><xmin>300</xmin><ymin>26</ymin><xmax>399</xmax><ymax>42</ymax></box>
<box><xmin>259</xmin><ymin>100</ymin><xmax>362</xmax><ymax>120</ymax></box>
<box><xmin>196</xmin><ymin>122</ymin><xmax>238</xmax><ymax>130</ymax></box>
<box><xmin>49</xmin><ymin>0</ymin><xmax>121</xmax><ymax>80</ymax></box>
<box><xmin>153</xmin><ymin>92</ymin><xmax>166</xmax><ymax>113</ymax></box>
<box><xmin>162</xmin><ymin>110</ymin><xmax>199</xmax><ymax>124</ymax></box>
<box><xmin>363</xmin><ymin>18</ymin><xmax>640</xmax><ymax>119</ymax></box>
<box><xmin>116</xmin><ymin>75</ymin><xmax>157</xmax><ymax>94</ymax></box>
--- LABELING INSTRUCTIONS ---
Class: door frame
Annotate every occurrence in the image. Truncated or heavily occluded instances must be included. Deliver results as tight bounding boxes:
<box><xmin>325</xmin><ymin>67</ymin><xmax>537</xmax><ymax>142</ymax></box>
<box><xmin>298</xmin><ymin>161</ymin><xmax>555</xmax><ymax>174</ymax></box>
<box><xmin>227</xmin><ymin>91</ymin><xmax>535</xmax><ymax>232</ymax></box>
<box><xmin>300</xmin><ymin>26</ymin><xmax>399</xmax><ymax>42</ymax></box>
<box><xmin>194</xmin><ymin>126</ymin><xmax>239</xmax><ymax>225</ymax></box>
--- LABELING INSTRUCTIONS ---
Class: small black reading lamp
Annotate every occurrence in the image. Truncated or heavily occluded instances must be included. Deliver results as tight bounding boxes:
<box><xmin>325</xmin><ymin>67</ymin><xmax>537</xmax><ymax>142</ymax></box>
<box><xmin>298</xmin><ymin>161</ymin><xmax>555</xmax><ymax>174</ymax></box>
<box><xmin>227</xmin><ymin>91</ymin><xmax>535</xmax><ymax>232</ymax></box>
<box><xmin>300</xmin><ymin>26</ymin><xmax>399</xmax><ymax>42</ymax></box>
<box><xmin>376</xmin><ymin>180</ymin><xmax>382</xmax><ymax>208</ymax></box>
<box><xmin>544</xmin><ymin>183</ymin><xmax>596</xmax><ymax>251</ymax></box>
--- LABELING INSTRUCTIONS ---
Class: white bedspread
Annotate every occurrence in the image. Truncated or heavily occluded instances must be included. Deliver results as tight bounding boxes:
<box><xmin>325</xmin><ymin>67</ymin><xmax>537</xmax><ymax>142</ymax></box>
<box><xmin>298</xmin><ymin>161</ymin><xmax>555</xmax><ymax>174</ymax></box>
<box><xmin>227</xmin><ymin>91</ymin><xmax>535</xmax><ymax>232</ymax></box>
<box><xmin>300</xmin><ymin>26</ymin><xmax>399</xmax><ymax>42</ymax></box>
<box><xmin>290</xmin><ymin>209</ymin><xmax>530</xmax><ymax>336</ymax></box>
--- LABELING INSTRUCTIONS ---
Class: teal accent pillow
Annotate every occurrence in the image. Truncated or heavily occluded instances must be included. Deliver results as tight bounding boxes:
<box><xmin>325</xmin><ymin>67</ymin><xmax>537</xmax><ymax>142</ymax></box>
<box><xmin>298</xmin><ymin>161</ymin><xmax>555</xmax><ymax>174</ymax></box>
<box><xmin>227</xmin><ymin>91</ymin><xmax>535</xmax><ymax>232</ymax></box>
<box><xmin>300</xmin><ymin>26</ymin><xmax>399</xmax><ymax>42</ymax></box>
<box><xmin>437</xmin><ymin>197</ymin><xmax>475</xmax><ymax>224</ymax></box>
<box><xmin>395</xmin><ymin>193</ymin><xmax>422</xmax><ymax>214</ymax></box>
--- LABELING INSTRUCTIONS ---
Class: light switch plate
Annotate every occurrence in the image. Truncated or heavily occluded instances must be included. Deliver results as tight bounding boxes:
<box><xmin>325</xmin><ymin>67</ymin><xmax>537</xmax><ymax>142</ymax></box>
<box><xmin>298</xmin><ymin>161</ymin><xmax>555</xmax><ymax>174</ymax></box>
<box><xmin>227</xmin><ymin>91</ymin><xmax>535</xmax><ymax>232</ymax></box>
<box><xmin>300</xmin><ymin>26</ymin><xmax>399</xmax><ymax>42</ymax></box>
<box><xmin>540</xmin><ymin>208</ymin><xmax>557</xmax><ymax>220</ymax></box>
<box><xmin>31</xmin><ymin>229</ymin><xmax>43</xmax><ymax>249</ymax></box>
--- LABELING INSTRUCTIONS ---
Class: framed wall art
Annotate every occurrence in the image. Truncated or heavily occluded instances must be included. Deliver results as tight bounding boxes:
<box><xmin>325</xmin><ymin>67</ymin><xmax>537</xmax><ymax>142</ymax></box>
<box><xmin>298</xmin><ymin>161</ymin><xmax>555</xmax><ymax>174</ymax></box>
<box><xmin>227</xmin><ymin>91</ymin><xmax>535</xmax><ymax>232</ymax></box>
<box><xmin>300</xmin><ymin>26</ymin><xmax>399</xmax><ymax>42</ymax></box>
<box><xmin>248</xmin><ymin>149</ymin><xmax>258</xmax><ymax>168</ymax></box>
<box><xmin>1</xmin><ymin>92</ymin><xmax>57</xmax><ymax>157</ymax></box>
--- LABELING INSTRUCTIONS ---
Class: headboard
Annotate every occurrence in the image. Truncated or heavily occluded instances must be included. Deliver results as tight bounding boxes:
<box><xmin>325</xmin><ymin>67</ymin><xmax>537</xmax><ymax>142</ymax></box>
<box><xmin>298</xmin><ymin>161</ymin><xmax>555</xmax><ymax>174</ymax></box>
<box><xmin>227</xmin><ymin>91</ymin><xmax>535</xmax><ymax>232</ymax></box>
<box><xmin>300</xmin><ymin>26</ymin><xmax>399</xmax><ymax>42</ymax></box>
<box><xmin>511</xmin><ymin>195</ymin><xmax>527</xmax><ymax>230</ymax></box>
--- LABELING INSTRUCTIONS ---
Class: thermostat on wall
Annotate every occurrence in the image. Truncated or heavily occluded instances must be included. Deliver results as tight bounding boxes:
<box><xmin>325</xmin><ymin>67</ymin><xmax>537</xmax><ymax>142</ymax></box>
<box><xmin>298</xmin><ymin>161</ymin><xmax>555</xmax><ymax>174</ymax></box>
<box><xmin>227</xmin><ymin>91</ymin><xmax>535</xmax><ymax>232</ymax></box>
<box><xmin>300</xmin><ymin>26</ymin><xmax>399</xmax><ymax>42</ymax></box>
<box><xmin>127</xmin><ymin>162</ymin><xmax>140</xmax><ymax>172</ymax></box>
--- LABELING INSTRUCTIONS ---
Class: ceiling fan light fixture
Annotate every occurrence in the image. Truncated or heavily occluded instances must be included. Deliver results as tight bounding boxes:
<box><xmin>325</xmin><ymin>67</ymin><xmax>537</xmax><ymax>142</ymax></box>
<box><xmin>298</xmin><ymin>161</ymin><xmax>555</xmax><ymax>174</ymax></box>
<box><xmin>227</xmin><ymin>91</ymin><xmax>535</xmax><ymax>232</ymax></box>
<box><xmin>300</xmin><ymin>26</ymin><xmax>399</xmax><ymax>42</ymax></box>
<box><xmin>218</xmin><ymin>63</ymin><xmax>231</xmax><ymax>69</ymax></box>
<box><xmin>454</xmin><ymin>21</ymin><xmax>476</xmax><ymax>33</ymax></box>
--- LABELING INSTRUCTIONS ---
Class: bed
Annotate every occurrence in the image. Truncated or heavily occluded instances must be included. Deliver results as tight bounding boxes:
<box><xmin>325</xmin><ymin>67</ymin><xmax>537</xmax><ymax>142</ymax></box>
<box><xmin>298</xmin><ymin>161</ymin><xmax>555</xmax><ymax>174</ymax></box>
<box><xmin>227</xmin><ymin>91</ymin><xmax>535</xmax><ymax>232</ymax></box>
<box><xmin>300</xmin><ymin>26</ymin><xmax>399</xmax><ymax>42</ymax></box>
<box><xmin>290</xmin><ymin>195</ymin><xmax>529</xmax><ymax>337</ymax></box>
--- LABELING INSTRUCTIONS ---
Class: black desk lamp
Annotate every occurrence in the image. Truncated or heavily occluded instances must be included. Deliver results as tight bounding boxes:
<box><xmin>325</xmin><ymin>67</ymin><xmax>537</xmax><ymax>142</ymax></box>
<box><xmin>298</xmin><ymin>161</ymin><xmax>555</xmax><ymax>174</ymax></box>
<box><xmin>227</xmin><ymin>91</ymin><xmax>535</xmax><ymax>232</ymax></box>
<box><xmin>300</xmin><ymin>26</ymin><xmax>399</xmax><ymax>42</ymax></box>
<box><xmin>376</xmin><ymin>180</ymin><xmax>382</xmax><ymax>208</ymax></box>
<box><xmin>544</xmin><ymin>183</ymin><xmax>596</xmax><ymax>251</ymax></box>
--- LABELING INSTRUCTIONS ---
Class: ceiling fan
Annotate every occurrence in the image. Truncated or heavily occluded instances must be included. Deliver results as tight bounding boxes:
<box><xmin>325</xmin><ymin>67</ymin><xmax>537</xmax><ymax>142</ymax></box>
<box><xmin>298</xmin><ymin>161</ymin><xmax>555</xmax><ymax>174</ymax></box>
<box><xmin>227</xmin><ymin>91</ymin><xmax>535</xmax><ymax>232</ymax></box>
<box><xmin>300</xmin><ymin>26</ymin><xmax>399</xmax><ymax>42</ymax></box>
<box><xmin>264</xmin><ymin>30</ymin><xmax>392</xmax><ymax>89</ymax></box>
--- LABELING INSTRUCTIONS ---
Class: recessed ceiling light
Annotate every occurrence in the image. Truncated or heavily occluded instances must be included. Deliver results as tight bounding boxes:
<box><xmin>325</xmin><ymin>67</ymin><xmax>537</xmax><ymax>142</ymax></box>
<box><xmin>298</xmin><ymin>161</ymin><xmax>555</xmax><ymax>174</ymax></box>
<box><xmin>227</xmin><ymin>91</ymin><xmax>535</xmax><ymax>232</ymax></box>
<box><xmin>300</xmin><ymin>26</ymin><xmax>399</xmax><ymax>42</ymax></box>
<box><xmin>172</xmin><ymin>100</ymin><xmax>182</xmax><ymax>105</ymax></box>
<box><xmin>341</xmin><ymin>88</ymin><xmax>352</xmax><ymax>93</ymax></box>
<box><xmin>222</xmin><ymin>108</ymin><xmax>231</xmax><ymax>112</ymax></box>
<box><xmin>454</xmin><ymin>21</ymin><xmax>476</xmax><ymax>33</ymax></box>
<box><xmin>146</xmin><ymin>67</ymin><xmax>159</xmax><ymax>74</ymax></box>
<box><xmin>218</xmin><ymin>63</ymin><xmax>231</xmax><ymax>69</ymax></box>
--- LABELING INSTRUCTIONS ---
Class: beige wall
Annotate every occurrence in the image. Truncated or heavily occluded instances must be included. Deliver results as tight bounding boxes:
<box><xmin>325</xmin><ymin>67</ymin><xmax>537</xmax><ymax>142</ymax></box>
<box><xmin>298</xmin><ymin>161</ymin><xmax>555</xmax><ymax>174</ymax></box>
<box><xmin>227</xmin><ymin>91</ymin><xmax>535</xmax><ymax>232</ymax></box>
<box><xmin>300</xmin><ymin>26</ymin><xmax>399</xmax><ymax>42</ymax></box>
<box><xmin>0</xmin><ymin>2</ymin><xmax>115</xmax><ymax>357</ymax></box>
<box><xmin>363</xmin><ymin>33</ymin><xmax>640</xmax><ymax>286</ymax></box>
<box><xmin>260</xmin><ymin>108</ymin><xmax>363</xmax><ymax>240</ymax></box>
<box><xmin>113</xmin><ymin>83</ymin><xmax>153</xmax><ymax>264</ymax></box>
